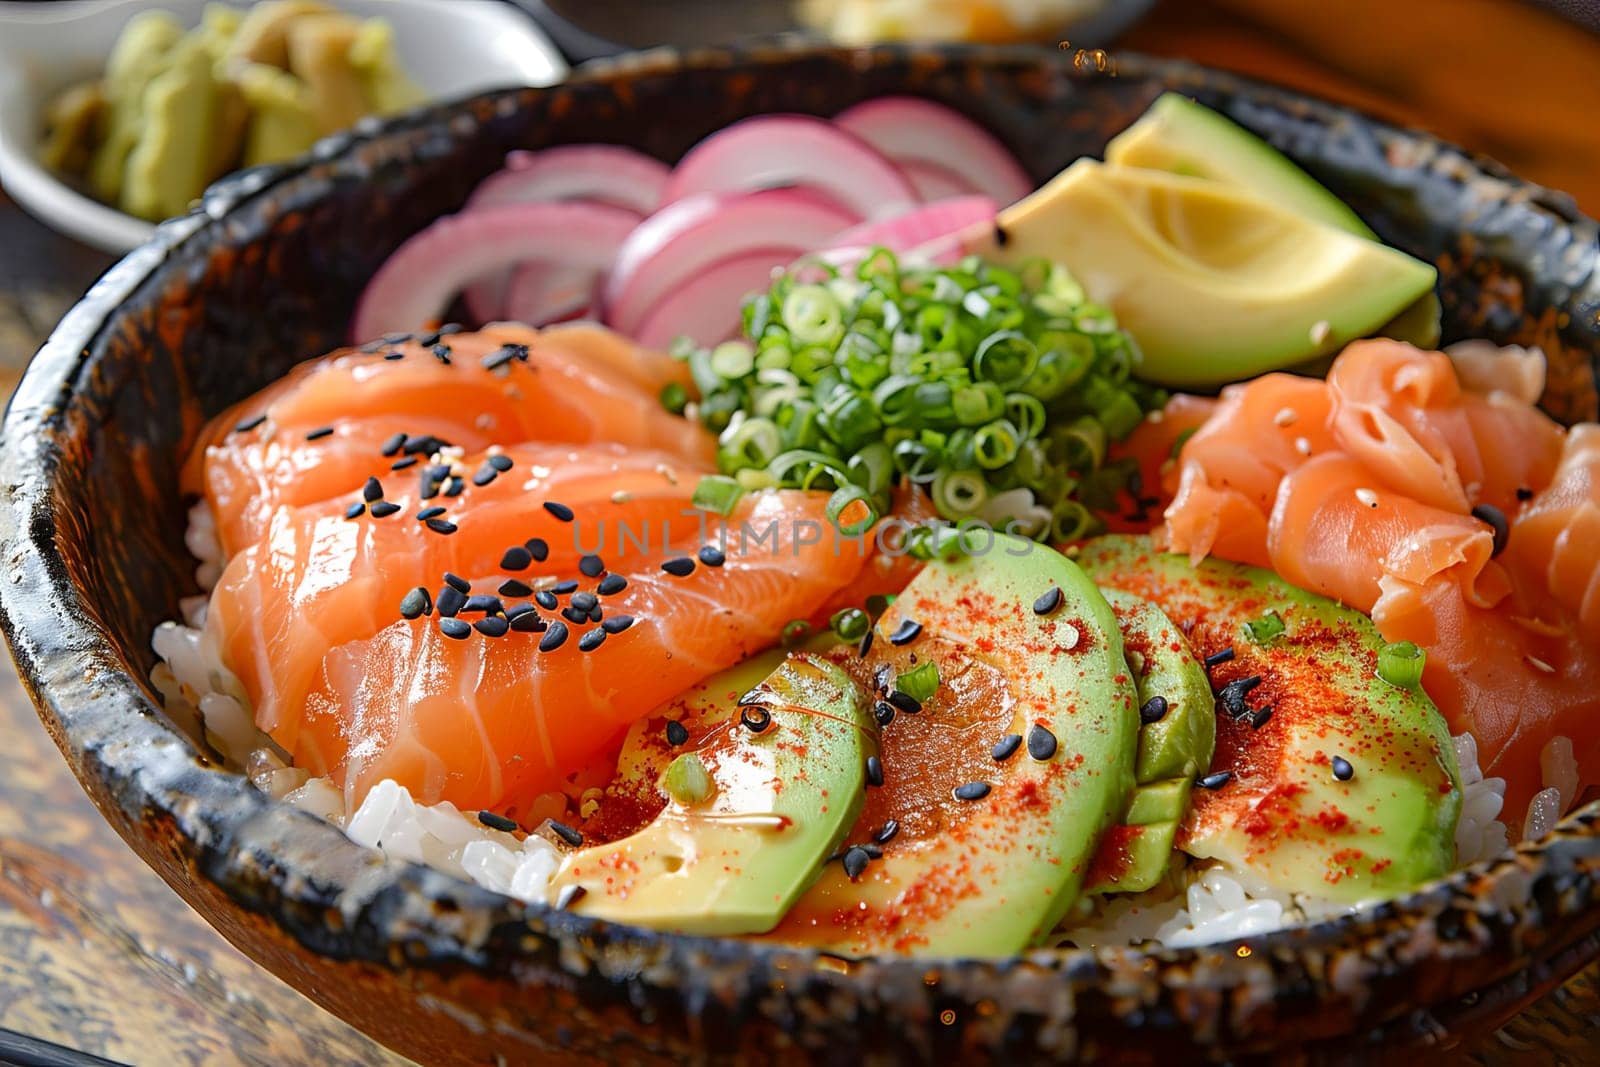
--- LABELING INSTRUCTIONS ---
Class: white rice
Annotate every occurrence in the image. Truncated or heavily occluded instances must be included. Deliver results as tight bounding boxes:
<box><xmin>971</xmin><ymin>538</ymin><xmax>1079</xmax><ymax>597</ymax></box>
<box><xmin>150</xmin><ymin>506</ymin><xmax>562</xmax><ymax>906</ymax></box>
<box><xmin>155</xmin><ymin>503</ymin><xmax>1523</xmax><ymax>944</ymax></box>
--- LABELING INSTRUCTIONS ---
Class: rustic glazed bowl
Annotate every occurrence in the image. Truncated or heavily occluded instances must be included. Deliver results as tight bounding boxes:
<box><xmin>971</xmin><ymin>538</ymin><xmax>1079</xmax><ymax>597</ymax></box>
<box><xmin>2</xmin><ymin>39</ymin><xmax>1598</xmax><ymax>1066</ymax></box>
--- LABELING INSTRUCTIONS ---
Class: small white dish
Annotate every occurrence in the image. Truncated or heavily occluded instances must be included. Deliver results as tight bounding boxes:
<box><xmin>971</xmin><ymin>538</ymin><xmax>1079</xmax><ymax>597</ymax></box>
<box><xmin>0</xmin><ymin>0</ymin><xmax>567</xmax><ymax>253</ymax></box>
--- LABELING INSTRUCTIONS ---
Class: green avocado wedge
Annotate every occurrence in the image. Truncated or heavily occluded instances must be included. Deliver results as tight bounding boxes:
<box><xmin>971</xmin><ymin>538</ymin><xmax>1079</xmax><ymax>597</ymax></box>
<box><xmin>548</xmin><ymin>652</ymin><xmax>874</xmax><ymax>936</ymax></box>
<box><xmin>758</xmin><ymin>535</ymin><xmax>1139</xmax><ymax>957</ymax></box>
<box><xmin>1106</xmin><ymin>92</ymin><xmax>1377</xmax><ymax>238</ymax></box>
<box><xmin>1078</xmin><ymin>535</ymin><xmax>1462</xmax><ymax>902</ymax></box>
<box><xmin>1085</xmin><ymin>590</ymin><xmax>1215</xmax><ymax>894</ymax></box>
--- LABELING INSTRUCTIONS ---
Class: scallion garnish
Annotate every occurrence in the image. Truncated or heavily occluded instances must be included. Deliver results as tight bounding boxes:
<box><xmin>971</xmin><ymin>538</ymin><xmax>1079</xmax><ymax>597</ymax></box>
<box><xmin>781</xmin><ymin>619</ymin><xmax>812</xmax><ymax>646</ymax></box>
<box><xmin>895</xmin><ymin>661</ymin><xmax>940</xmax><ymax>703</ymax></box>
<box><xmin>671</xmin><ymin>248</ymin><xmax>1163</xmax><ymax>535</ymax></box>
<box><xmin>830</xmin><ymin>608</ymin><xmax>870</xmax><ymax>643</ymax></box>
<box><xmin>1377</xmin><ymin>640</ymin><xmax>1427</xmax><ymax>689</ymax></box>
<box><xmin>1243</xmin><ymin>610</ymin><xmax>1286</xmax><ymax>644</ymax></box>
<box><xmin>691</xmin><ymin>475</ymin><xmax>745</xmax><ymax>516</ymax></box>
<box><xmin>659</xmin><ymin>381</ymin><xmax>689</xmax><ymax>416</ymax></box>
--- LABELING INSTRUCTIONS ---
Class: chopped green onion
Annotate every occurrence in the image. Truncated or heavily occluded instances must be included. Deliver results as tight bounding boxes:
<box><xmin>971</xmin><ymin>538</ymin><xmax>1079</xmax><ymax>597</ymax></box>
<box><xmin>932</xmin><ymin>469</ymin><xmax>987</xmax><ymax>516</ymax></box>
<box><xmin>659</xmin><ymin>381</ymin><xmax>689</xmax><ymax>415</ymax></box>
<box><xmin>691</xmin><ymin>475</ymin><xmax>745</xmax><ymax>517</ymax></box>
<box><xmin>781</xmin><ymin>620</ymin><xmax>813</xmax><ymax>646</ymax></box>
<box><xmin>782</xmin><ymin>285</ymin><xmax>844</xmax><ymax>346</ymax></box>
<box><xmin>709</xmin><ymin>340</ymin><xmax>755</xmax><ymax>379</ymax></box>
<box><xmin>865</xmin><ymin>593</ymin><xmax>895</xmax><ymax>617</ymax></box>
<box><xmin>1050</xmin><ymin>500</ymin><xmax>1096</xmax><ymax>543</ymax></box>
<box><xmin>664</xmin><ymin>753</ymin><xmax>714</xmax><ymax>805</ymax></box>
<box><xmin>719</xmin><ymin>416</ymin><xmax>782</xmax><ymax>470</ymax></box>
<box><xmin>1378</xmin><ymin>641</ymin><xmax>1427</xmax><ymax>689</ymax></box>
<box><xmin>895</xmin><ymin>661</ymin><xmax>940</xmax><ymax>703</ymax></box>
<box><xmin>1243</xmin><ymin>610</ymin><xmax>1286</xmax><ymax>644</ymax></box>
<box><xmin>827</xmin><ymin>485</ymin><xmax>878</xmax><ymax>536</ymax></box>
<box><xmin>830</xmin><ymin>608</ymin><xmax>870</xmax><ymax>643</ymax></box>
<box><xmin>907</xmin><ymin>524</ymin><xmax>966</xmax><ymax>561</ymax></box>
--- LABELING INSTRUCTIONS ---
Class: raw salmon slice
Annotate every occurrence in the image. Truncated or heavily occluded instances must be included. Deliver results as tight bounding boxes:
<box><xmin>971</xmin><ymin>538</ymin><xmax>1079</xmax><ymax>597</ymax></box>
<box><xmin>185</xmin><ymin>324</ymin><xmax>710</xmax><ymax>557</ymax></box>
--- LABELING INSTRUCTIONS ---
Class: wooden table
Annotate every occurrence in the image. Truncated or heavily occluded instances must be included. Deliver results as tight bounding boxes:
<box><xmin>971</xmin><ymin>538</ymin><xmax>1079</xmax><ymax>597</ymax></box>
<box><xmin>0</xmin><ymin>187</ymin><xmax>1596</xmax><ymax>1064</ymax></box>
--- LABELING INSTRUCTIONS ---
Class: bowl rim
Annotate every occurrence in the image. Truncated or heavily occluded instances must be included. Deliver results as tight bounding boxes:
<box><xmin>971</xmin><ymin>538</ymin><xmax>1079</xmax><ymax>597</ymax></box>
<box><xmin>2</xmin><ymin>32</ymin><xmax>1599</xmax><ymax>1034</ymax></box>
<box><xmin>0</xmin><ymin>0</ymin><xmax>568</xmax><ymax>254</ymax></box>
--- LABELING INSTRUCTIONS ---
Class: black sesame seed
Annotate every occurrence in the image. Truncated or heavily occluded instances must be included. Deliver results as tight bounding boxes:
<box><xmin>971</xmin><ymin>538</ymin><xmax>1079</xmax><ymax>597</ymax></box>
<box><xmin>344</xmin><ymin>502</ymin><xmax>365</xmax><ymax>520</ymax></box>
<box><xmin>477</xmin><ymin>810</ymin><xmax>517</xmax><ymax>832</ymax></box>
<box><xmin>697</xmin><ymin>545</ymin><xmax>726</xmax><ymax>567</ymax></box>
<box><xmin>438</xmin><ymin>323</ymin><xmax>465</xmax><ymax>336</ymax></box>
<box><xmin>993</xmin><ymin>222</ymin><xmax>1010</xmax><ymax>247</ymax></box>
<box><xmin>443</xmin><ymin>572</ymin><xmax>471</xmax><ymax>594</ymax></box>
<box><xmin>858</xmin><ymin>628</ymin><xmax>874</xmax><ymax>658</ymax></box>
<box><xmin>551</xmin><ymin>579</ymin><xmax>579</xmax><ymax>595</ymax></box>
<box><xmin>362</xmin><ymin>476</ymin><xmax>384</xmax><ymax>502</ymax></box>
<box><xmin>498</xmin><ymin>579</ymin><xmax>533</xmax><ymax>599</ymax></box>
<box><xmin>1332</xmin><ymin>756</ymin><xmax>1355</xmax><ymax>781</ymax></box>
<box><xmin>992</xmin><ymin>733</ymin><xmax>1023</xmax><ymax>762</ymax></box>
<box><xmin>555</xmin><ymin>884</ymin><xmax>586</xmax><ymax>910</ymax></box>
<box><xmin>887</xmin><ymin>690</ymin><xmax>922</xmax><ymax>714</ymax></box>
<box><xmin>597</xmin><ymin>574</ymin><xmax>628</xmax><ymax>596</ymax></box>
<box><xmin>500</xmin><ymin>547</ymin><xmax>532</xmax><ymax>571</ymax></box>
<box><xmin>369</xmin><ymin>501</ymin><xmax>401</xmax><ymax>518</ymax></box>
<box><xmin>874</xmin><ymin>820</ymin><xmax>899</xmax><ymax>844</ymax></box>
<box><xmin>233</xmin><ymin>413</ymin><xmax>267</xmax><ymax>433</ymax></box>
<box><xmin>858</xmin><ymin>844</ymin><xmax>884</xmax><ymax>859</ymax></box>
<box><xmin>475</xmin><ymin>616</ymin><xmax>510</xmax><ymax>637</ymax></box>
<box><xmin>874</xmin><ymin>701</ymin><xmax>896</xmax><ymax>727</ymax></box>
<box><xmin>415</xmin><ymin>329</ymin><xmax>442</xmax><ymax>348</ymax></box>
<box><xmin>872</xmin><ymin>665</ymin><xmax>894</xmax><ymax>694</ymax></box>
<box><xmin>1218</xmin><ymin>676</ymin><xmax>1263</xmax><ymax>717</ymax></box>
<box><xmin>953</xmin><ymin>781</ymin><xmax>991</xmax><ymax>801</ymax></box>
<box><xmin>1516</xmin><ymin>486</ymin><xmax>1535</xmax><ymax>502</ymax></box>
<box><xmin>382</xmin><ymin>332</ymin><xmax>412</xmax><ymax>345</ymax></box>
<box><xmin>865</xmin><ymin>756</ymin><xmax>884</xmax><ymax>787</ymax></box>
<box><xmin>666</xmin><ymin>720</ymin><xmax>689</xmax><ymax>746</ymax></box>
<box><xmin>1197</xmin><ymin>771</ymin><xmax>1233</xmax><ymax>790</ymax></box>
<box><xmin>481</xmin><ymin>344</ymin><xmax>528</xmax><ymax>371</ymax></box>
<box><xmin>444</xmin><ymin>477</ymin><xmax>465</xmax><ymax>497</ymax></box>
<box><xmin>399</xmin><ymin>587</ymin><xmax>431</xmax><ymax>619</ymax></box>
<box><xmin>539</xmin><ymin>621</ymin><xmax>569</xmax><ymax>652</ymax></box>
<box><xmin>662</xmin><ymin>557</ymin><xmax>696</xmax><ymax>577</ymax></box>
<box><xmin>1139</xmin><ymin>696</ymin><xmax>1169</xmax><ymax>724</ymax></box>
<box><xmin>425</xmin><ymin>462</ymin><xmax>452</xmax><ymax>481</ymax></box>
<box><xmin>431</xmin><ymin>343</ymin><xmax>452</xmax><ymax>364</ymax></box>
<box><xmin>526</xmin><ymin>537</ymin><xmax>549</xmax><ymax>561</ymax></box>
<box><xmin>505</xmin><ymin>602</ymin><xmax>535</xmax><ymax>620</ymax></box>
<box><xmin>382</xmin><ymin>350</ymin><xmax>405</xmax><ymax>361</ymax></box>
<box><xmin>1250</xmin><ymin>706</ymin><xmax>1274</xmax><ymax>730</ymax></box>
<box><xmin>426</xmin><ymin>519</ymin><xmax>458</xmax><ymax>535</ymax></box>
<box><xmin>402</xmin><ymin>434</ymin><xmax>444</xmax><ymax>455</ymax></box>
<box><xmin>439</xmin><ymin>617</ymin><xmax>471</xmax><ymax>640</ymax></box>
<box><xmin>601</xmin><ymin>615</ymin><xmax>634</xmax><ymax>634</ymax></box>
<box><xmin>463</xmin><ymin>594</ymin><xmax>503</xmax><ymax>615</ymax></box>
<box><xmin>391</xmin><ymin>456</ymin><xmax>419</xmax><ymax>471</ymax></box>
<box><xmin>534</xmin><ymin>590</ymin><xmax>559</xmax><ymax>610</ymax></box>
<box><xmin>578</xmin><ymin>628</ymin><xmax>606</xmax><ymax>652</ymax></box>
<box><xmin>1471</xmin><ymin>503</ymin><xmax>1510</xmax><ymax>557</ymax></box>
<box><xmin>579</xmin><ymin>555</ymin><xmax>605</xmax><ymax>578</ymax></box>
<box><xmin>510</xmin><ymin>611</ymin><xmax>547</xmax><ymax>633</ymax></box>
<box><xmin>549</xmin><ymin>821</ymin><xmax>583</xmax><ymax>847</ymax></box>
<box><xmin>561</xmin><ymin>606</ymin><xmax>588</xmax><ymax>624</ymax></box>
<box><xmin>436</xmin><ymin>586</ymin><xmax>466</xmax><ymax>617</ymax></box>
<box><xmin>1026</xmin><ymin>724</ymin><xmax>1058</xmax><ymax>761</ymax></box>
<box><xmin>1203</xmin><ymin>647</ymin><xmax>1236</xmax><ymax>668</ymax></box>
<box><xmin>569</xmin><ymin>591</ymin><xmax>596</xmax><ymax>612</ymax></box>
<box><xmin>1033</xmin><ymin>586</ymin><xmax>1063</xmax><ymax>615</ymax></box>
<box><xmin>417</xmin><ymin>506</ymin><xmax>447</xmax><ymax>521</ymax></box>
<box><xmin>739</xmin><ymin>705</ymin><xmax>772</xmax><ymax>733</ymax></box>
<box><xmin>487</xmin><ymin>454</ymin><xmax>513</xmax><ymax>472</ymax></box>
<box><xmin>888</xmin><ymin>619</ymin><xmax>922</xmax><ymax>645</ymax></box>
<box><xmin>842</xmin><ymin>846</ymin><xmax>870</xmax><ymax>880</ymax></box>
<box><xmin>472</xmin><ymin>464</ymin><xmax>498</xmax><ymax>487</ymax></box>
<box><xmin>305</xmin><ymin>426</ymin><xmax>334</xmax><ymax>441</ymax></box>
<box><xmin>543</xmin><ymin>501</ymin><xmax>575</xmax><ymax>522</ymax></box>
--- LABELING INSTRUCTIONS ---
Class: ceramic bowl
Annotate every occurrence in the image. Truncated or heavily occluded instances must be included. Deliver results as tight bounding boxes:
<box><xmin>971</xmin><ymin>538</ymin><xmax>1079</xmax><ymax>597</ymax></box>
<box><xmin>0</xmin><ymin>0</ymin><xmax>566</xmax><ymax>253</ymax></box>
<box><xmin>1</xmin><ymin>39</ymin><xmax>1598</xmax><ymax>1065</ymax></box>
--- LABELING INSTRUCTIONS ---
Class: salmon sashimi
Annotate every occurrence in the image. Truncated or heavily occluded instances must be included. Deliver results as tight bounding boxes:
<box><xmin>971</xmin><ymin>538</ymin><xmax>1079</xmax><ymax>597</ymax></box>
<box><xmin>206</xmin><ymin>442</ymin><xmax>718</xmax><ymax>754</ymax></box>
<box><xmin>1135</xmin><ymin>338</ymin><xmax>1600</xmax><ymax>828</ymax></box>
<box><xmin>280</xmin><ymin>490</ymin><xmax>870</xmax><ymax>816</ymax></box>
<box><xmin>185</xmin><ymin>323</ymin><xmax>710</xmax><ymax>557</ymax></box>
<box><xmin>1100</xmin><ymin>393</ymin><xmax>1217</xmax><ymax>533</ymax></box>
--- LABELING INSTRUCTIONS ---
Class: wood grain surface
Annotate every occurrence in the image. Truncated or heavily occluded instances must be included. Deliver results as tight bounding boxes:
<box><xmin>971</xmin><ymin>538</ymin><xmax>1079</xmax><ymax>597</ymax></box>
<box><xmin>0</xmin><ymin>176</ymin><xmax>1594</xmax><ymax>1064</ymax></box>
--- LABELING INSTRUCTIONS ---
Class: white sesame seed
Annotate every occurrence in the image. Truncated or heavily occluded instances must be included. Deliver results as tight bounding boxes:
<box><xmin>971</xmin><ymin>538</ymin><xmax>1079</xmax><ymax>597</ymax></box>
<box><xmin>1274</xmin><ymin>407</ymin><xmax>1299</xmax><ymax>427</ymax></box>
<box><xmin>1294</xmin><ymin>436</ymin><xmax>1313</xmax><ymax>456</ymax></box>
<box><xmin>1148</xmin><ymin>409</ymin><xmax>1166</xmax><ymax>424</ymax></box>
<box><xmin>611</xmin><ymin>490</ymin><xmax>633</xmax><ymax>503</ymax></box>
<box><xmin>1527</xmin><ymin>655</ymin><xmax>1556</xmax><ymax>674</ymax></box>
<box><xmin>1059</xmin><ymin>623</ymin><xmax>1080</xmax><ymax>650</ymax></box>
<box><xmin>656</xmin><ymin>464</ymin><xmax>679</xmax><ymax>485</ymax></box>
<box><xmin>1356</xmin><ymin>488</ymin><xmax>1380</xmax><ymax>508</ymax></box>
<box><xmin>1310</xmin><ymin>320</ymin><xmax>1332</xmax><ymax>344</ymax></box>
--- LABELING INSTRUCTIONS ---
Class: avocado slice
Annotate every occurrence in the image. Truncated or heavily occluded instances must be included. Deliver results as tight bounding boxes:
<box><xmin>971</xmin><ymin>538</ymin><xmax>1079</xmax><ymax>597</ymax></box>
<box><xmin>966</xmin><ymin>160</ymin><xmax>1438</xmax><ymax>389</ymax></box>
<box><xmin>760</xmin><ymin>536</ymin><xmax>1139</xmax><ymax>957</ymax></box>
<box><xmin>121</xmin><ymin>33</ymin><xmax>223</xmax><ymax>221</ymax></box>
<box><xmin>548</xmin><ymin>652</ymin><xmax>874</xmax><ymax>935</ymax></box>
<box><xmin>1078</xmin><ymin>535</ymin><xmax>1462</xmax><ymax>902</ymax></box>
<box><xmin>1106</xmin><ymin>92</ymin><xmax>1377</xmax><ymax>239</ymax></box>
<box><xmin>89</xmin><ymin>10</ymin><xmax>186</xmax><ymax>204</ymax></box>
<box><xmin>1085</xmin><ymin>590</ymin><xmax>1215</xmax><ymax>894</ymax></box>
